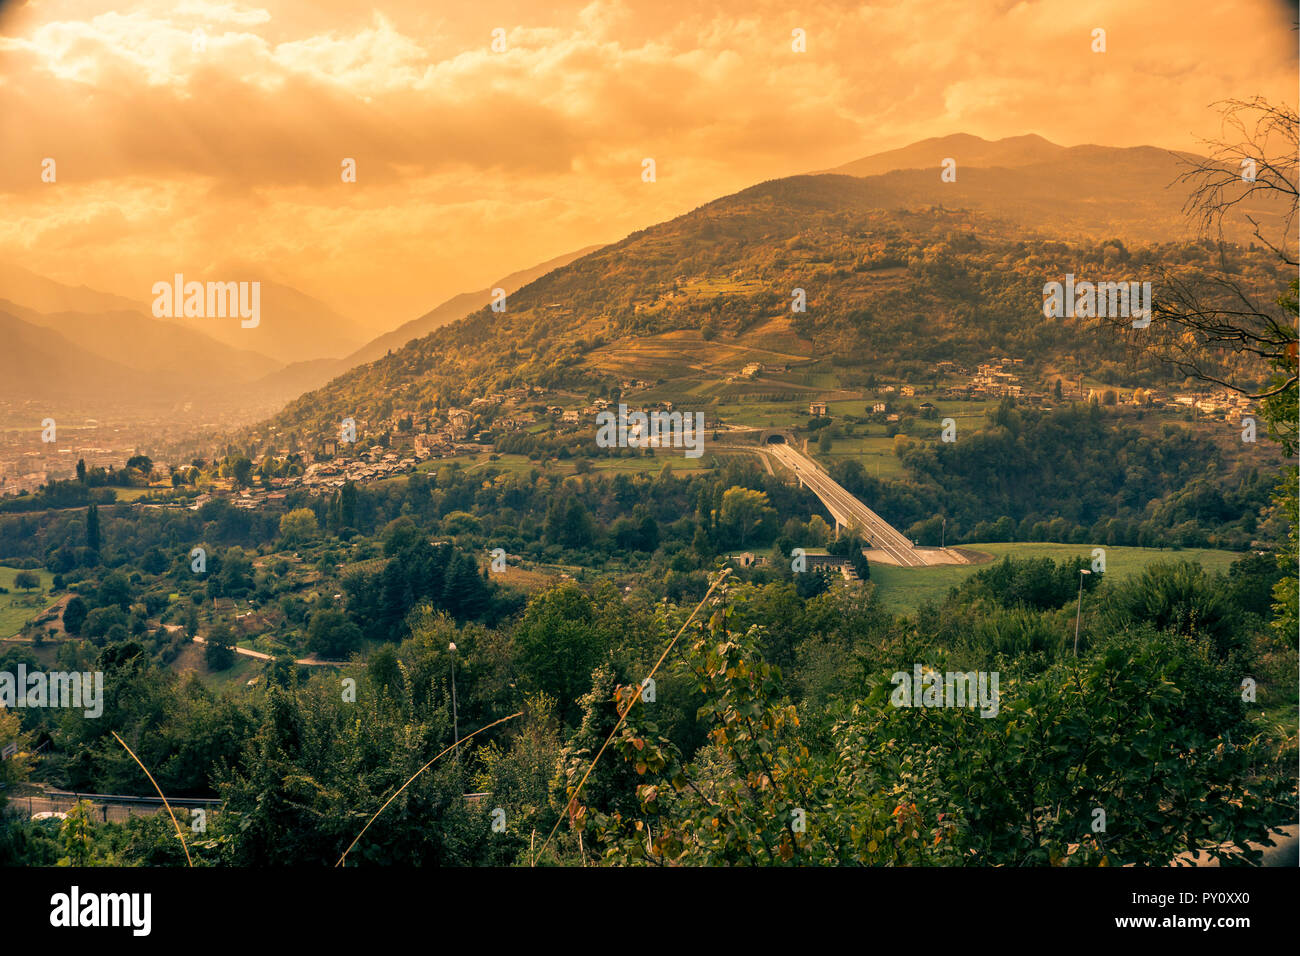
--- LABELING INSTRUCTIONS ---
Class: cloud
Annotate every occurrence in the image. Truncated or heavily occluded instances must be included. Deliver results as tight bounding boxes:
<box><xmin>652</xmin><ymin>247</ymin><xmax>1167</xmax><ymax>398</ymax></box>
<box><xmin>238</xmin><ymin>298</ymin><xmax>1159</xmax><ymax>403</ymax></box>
<box><xmin>174</xmin><ymin>1</ymin><xmax>271</xmax><ymax>26</ymax></box>
<box><xmin>0</xmin><ymin>0</ymin><xmax>1294</xmax><ymax>328</ymax></box>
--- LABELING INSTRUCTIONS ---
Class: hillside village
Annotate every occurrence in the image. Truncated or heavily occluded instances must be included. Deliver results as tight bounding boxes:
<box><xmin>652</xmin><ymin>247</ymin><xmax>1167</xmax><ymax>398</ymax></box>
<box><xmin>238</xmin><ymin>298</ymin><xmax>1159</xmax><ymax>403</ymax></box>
<box><xmin>133</xmin><ymin>396</ymin><xmax>1249</xmax><ymax>522</ymax></box>
<box><xmin>2</xmin><ymin>352</ymin><xmax>1257</xmax><ymax>516</ymax></box>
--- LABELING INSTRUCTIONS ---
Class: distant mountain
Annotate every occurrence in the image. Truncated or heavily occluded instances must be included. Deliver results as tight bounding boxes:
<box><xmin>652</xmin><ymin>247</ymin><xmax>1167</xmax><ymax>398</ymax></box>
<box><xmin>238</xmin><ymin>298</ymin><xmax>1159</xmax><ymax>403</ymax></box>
<box><xmin>0</xmin><ymin>263</ymin><xmax>145</xmax><ymax>315</ymax></box>
<box><xmin>164</xmin><ymin>273</ymin><xmax>365</xmax><ymax>366</ymax></box>
<box><xmin>0</xmin><ymin>247</ymin><xmax>603</xmax><ymax>422</ymax></box>
<box><xmin>818</xmin><ymin>133</ymin><xmax>1068</xmax><ymax>177</ymax></box>
<box><xmin>344</xmin><ymin>246</ymin><xmax>603</xmax><ymax>367</ymax></box>
<box><xmin>0</xmin><ymin>308</ymin><xmax>140</xmax><ymax>399</ymax></box>
<box><xmin>0</xmin><ymin>264</ymin><xmax>366</xmax><ymax>368</ymax></box>
<box><xmin>251</xmin><ymin>245</ymin><xmax>603</xmax><ymax>398</ymax></box>
<box><xmin>813</xmin><ymin>139</ymin><xmax>1280</xmax><ymax>247</ymax></box>
<box><xmin>0</xmin><ymin>299</ymin><xmax>281</xmax><ymax>389</ymax></box>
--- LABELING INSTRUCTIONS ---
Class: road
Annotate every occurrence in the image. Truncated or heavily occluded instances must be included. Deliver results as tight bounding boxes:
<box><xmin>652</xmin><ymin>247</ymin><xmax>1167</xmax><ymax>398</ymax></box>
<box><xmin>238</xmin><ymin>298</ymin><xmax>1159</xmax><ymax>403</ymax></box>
<box><xmin>189</xmin><ymin>632</ymin><xmax>347</xmax><ymax>666</ymax></box>
<box><xmin>7</xmin><ymin>786</ymin><xmax>494</xmax><ymax>823</ymax></box>
<box><xmin>10</xmin><ymin>786</ymin><xmax>218</xmax><ymax>824</ymax></box>
<box><xmin>759</xmin><ymin>440</ymin><xmax>969</xmax><ymax>568</ymax></box>
<box><xmin>764</xmin><ymin>441</ymin><xmax>924</xmax><ymax>566</ymax></box>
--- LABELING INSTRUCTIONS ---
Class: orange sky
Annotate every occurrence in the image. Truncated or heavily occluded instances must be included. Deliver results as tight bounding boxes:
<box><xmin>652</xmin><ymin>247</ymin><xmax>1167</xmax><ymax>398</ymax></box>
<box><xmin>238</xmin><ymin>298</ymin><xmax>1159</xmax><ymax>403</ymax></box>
<box><xmin>1</xmin><ymin>0</ymin><xmax>1296</xmax><ymax>335</ymax></box>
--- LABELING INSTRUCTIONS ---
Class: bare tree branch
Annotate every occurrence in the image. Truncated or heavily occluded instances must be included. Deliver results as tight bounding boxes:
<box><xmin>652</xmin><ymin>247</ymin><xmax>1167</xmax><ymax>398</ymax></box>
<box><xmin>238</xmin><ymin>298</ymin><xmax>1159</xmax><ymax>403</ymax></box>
<box><xmin>1174</xmin><ymin>97</ymin><xmax>1298</xmax><ymax>267</ymax></box>
<box><xmin>1096</xmin><ymin>99</ymin><xmax>1299</xmax><ymax>403</ymax></box>
<box><xmin>1098</xmin><ymin>266</ymin><xmax>1295</xmax><ymax>399</ymax></box>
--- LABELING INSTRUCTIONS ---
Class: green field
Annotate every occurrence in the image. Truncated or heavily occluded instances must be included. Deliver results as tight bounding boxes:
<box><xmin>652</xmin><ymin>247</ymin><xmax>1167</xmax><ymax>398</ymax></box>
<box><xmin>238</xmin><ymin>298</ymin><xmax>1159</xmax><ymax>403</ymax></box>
<box><xmin>589</xmin><ymin>453</ymin><xmax>714</xmax><ymax>474</ymax></box>
<box><xmin>813</xmin><ymin>433</ymin><xmax>907</xmax><ymax>479</ymax></box>
<box><xmin>867</xmin><ymin>542</ymin><xmax>1245</xmax><ymax>614</ymax></box>
<box><xmin>111</xmin><ymin>486</ymin><xmax>161</xmax><ymax>502</ymax></box>
<box><xmin>190</xmin><ymin>650</ymin><xmax>265</xmax><ymax>693</ymax></box>
<box><xmin>712</xmin><ymin>399</ymin><xmax>810</xmax><ymax>428</ymax></box>
<box><xmin>0</xmin><ymin>565</ymin><xmax>56</xmax><ymax>637</ymax></box>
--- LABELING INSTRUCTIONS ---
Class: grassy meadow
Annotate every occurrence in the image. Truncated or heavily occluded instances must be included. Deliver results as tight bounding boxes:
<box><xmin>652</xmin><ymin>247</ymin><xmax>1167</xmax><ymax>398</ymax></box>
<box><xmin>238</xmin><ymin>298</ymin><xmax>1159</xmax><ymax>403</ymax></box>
<box><xmin>867</xmin><ymin>542</ymin><xmax>1246</xmax><ymax>614</ymax></box>
<box><xmin>0</xmin><ymin>565</ymin><xmax>56</xmax><ymax>638</ymax></box>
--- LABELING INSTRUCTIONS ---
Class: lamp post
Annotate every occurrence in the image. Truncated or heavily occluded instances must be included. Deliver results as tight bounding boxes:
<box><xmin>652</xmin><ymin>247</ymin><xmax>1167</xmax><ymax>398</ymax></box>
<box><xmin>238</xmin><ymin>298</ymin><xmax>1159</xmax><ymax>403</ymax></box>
<box><xmin>449</xmin><ymin>641</ymin><xmax>459</xmax><ymax>763</ymax></box>
<box><xmin>1073</xmin><ymin>569</ymin><xmax>1091</xmax><ymax>656</ymax></box>
<box><xmin>941</xmin><ymin>515</ymin><xmax>946</xmax><ymax>549</ymax></box>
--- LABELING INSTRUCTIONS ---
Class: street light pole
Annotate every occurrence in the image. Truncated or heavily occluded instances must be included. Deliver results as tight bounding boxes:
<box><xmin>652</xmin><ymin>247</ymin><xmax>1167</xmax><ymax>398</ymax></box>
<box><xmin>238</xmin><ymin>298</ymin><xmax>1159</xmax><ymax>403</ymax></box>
<box><xmin>1073</xmin><ymin>570</ymin><xmax>1091</xmax><ymax>656</ymax></box>
<box><xmin>449</xmin><ymin>641</ymin><xmax>459</xmax><ymax>763</ymax></box>
<box><xmin>941</xmin><ymin>515</ymin><xmax>946</xmax><ymax>549</ymax></box>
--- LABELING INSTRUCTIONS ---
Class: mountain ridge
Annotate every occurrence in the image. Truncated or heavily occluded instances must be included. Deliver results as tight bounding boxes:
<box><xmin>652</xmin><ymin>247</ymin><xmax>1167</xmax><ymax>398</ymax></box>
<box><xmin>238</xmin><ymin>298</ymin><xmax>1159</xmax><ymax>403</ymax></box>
<box><xmin>814</xmin><ymin>132</ymin><xmax>1204</xmax><ymax>179</ymax></box>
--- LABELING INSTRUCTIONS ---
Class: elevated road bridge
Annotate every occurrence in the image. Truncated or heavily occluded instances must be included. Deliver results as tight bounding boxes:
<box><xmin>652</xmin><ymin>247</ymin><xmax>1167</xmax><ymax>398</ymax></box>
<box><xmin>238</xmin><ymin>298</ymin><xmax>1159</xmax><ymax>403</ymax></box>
<box><xmin>752</xmin><ymin>435</ymin><xmax>970</xmax><ymax>568</ymax></box>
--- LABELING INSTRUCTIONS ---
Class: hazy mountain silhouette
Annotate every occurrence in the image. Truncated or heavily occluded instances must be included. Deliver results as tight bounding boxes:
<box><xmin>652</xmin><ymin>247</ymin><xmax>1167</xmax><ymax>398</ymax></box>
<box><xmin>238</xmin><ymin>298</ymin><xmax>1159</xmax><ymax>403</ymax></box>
<box><xmin>346</xmin><ymin>246</ymin><xmax>602</xmax><ymax>367</ymax></box>
<box><xmin>813</xmin><ymin>135</ymin><xmax>1277</xmax><ymax>246</ymax></box>
<box><xmin>0</xmin><ymin>264</ymin><xmax>363</xmax><ymax>370</ymax></box>
<box><xmin>0</xmin><ymin>263</ymin><xmax>144</xmax><ymax>315</ymax></box>
<box><xmin>817</xmin><ymin>133</ymin><xmax>1069</xmax><ymax>177</ymax></box>
<box><xmin>163</xmin><ymin>271</ymin><xmax>365</xmax><ymax>366</ymax></box>
<box><xmin>0</xmin><ymin>308</ymin><xmax>141</xmax><ymax>399</ymax></box>
<box><xmin>249</xmin><ymin>245</ymin><xmax>603</xmax><ymax>400</ymax></box>
<box><xmin>0</xmin><ymin>299</ymin><xmax>280</xmax><ymax>387</ymax></box>
<box><xmin>0</xmin><ymin>246</ymin><xmax>604</xmax><ymax>414</ymax></box>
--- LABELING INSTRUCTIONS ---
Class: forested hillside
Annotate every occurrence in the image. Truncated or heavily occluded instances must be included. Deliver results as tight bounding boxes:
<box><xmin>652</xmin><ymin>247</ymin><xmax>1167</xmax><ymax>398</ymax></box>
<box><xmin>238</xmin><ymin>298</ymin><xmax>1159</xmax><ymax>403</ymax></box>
<box><xmin>254</xmin><ymin>167</ymin><xmax>1288</xmax><ymax>446</ymax></box>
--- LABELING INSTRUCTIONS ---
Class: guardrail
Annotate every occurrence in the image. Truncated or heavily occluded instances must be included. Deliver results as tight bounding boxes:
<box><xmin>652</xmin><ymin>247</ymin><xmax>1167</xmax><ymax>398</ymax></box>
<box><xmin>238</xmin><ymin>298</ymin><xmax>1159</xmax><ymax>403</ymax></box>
<box><xmin>44</xmin><ymin>789</ymin><xmax>220</xmax><ymax>806</ymax></box>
